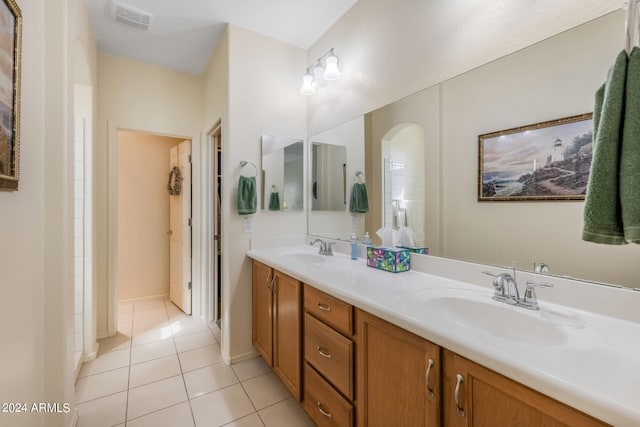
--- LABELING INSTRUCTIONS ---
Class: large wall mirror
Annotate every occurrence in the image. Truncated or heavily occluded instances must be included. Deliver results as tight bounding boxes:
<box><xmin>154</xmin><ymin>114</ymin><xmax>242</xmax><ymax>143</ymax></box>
<box><xmin>307</xmin><ymin>11</ymin><xmax>640</xmax><ymax>288</ymax></box>
<box><xmin>261</xmin><ymin>135</ymin><xmax>303</xmax><ymax>211</ymax></box>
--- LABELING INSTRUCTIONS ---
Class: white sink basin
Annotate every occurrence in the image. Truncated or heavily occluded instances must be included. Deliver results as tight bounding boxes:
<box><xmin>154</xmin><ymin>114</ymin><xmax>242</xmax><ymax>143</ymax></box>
<box><xmin>422</xmin><ymin>290</ymin><xmax>568</xmax><ymax>346</ymax></box>
<box><xmin>286</xmin><ymin>253</ymin><xmax>326</xmax><ymax>264</ymax></box>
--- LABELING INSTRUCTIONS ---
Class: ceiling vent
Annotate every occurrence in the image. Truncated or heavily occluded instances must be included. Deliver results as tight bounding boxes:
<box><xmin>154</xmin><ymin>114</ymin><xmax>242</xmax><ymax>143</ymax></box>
<box><xmin>110</xmin><ymin>1</ymin><xmax>155</xmax><ymax>32</ymax></box>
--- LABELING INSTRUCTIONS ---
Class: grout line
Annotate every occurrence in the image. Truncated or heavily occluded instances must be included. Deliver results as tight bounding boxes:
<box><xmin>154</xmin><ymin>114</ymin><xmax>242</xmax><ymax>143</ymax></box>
<box><xmin>124</xmin><ymin>400</ymin><xmax>190</xmax><ymax>424</ymax></box>
<box><xmin>166</xmin><ymin>298</ymin><xmax>197</xmax><ymax>427</ymax></box>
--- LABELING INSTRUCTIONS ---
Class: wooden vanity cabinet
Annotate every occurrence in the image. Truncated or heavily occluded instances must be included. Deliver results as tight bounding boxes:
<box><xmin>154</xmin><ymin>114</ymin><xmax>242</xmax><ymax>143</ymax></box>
<box><xmin>356</xmin><ymin>308</ymin><xmax>441</xmax><ymax>427</ymax></box>
<box><xmin>251</xmin><ymin>260</ymin><xmax>302</xmax><ymax>401</ymax></box>
<box><xmin>303</xmin><ymin>284</ymin><xmax>356</xmax><ymax>427</ymax></box>
<box><xmin>442</xmin><ymin>349</ymin><xmax>609</xmax><ymax>427</ymax></box>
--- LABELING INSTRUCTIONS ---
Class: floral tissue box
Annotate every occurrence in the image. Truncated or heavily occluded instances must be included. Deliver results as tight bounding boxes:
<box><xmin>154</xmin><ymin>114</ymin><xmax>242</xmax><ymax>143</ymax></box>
<box><xmin>366</xmin><ymin>246</ymin><xmax>411</xmax><ymax>273</ymax></box>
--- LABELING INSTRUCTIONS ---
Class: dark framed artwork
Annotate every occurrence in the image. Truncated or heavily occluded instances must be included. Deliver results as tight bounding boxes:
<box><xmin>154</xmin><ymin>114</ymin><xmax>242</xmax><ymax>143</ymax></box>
<box><xmin>0</xmin><ymin>0</ymin><xmax>21</xmax><ymax>191</ymax></box>
<box><xmin>478</xmin><ymin>113</ymin><xmax>593</xmax><ymax>201</ymax></box>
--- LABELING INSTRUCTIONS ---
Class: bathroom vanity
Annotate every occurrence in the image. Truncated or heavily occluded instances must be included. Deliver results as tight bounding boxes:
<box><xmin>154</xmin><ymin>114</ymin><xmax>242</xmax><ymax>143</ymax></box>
<box><xmin>248</xmin><ymin>245</ymin><xmax>639</xmax><ymax>426</ymax></box>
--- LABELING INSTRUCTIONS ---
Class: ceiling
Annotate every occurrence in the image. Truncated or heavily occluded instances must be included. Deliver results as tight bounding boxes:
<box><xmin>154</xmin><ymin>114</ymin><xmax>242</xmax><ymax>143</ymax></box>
<box><xmin>85</xmin><ymin>0</ymin><xmax>358</xmax><ymax>75</ymax></box>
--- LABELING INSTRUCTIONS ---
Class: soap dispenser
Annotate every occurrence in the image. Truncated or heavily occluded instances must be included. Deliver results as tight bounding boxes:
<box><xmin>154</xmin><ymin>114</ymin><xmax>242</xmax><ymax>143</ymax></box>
<box><xmin>349</xmin><ymin>233</ymin><xmax>359</xmax><ymax>260</ymax></box>
<box><xmin>363</xmin><ymin>232</ymin><xmax>372</xmax><ymax>246</ymax></box>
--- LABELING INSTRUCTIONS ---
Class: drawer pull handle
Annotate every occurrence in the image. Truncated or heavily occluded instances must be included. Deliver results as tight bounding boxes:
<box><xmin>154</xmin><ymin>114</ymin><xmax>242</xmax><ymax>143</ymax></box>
<box><xmin>426</xmin><ymin>358</ymin><xmax>435</xmax><ymax>398</ymax></box>
<box><xmin>317</xmin><ymin>346</ymin><xmax>332</xmax><ymax>359</ymax></box>
<box><xmin>317</xmin><ymin>303</ymin><xmax>332</xmax><ymax>312</ymax></box>
<box><xmin>317</xmin><ymin>401</ymin><xmax>332</xmax><ymax>419</ymax></box>
<box><xmin>455</xmin><ymin>373</ymin><xmax>465</xmax><ymax>417</ymax></box>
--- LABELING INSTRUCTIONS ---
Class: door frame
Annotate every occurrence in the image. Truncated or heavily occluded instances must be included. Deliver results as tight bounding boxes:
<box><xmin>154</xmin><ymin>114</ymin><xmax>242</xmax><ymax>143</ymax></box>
<box><xmin>106</xmin><ymin>122</ymin><xmax>200</xmax><ymax>336</ymax></box>
<box><xmin>203</xmin><ymin>120</ymin><xmax>222</xmax><ymax>324</ymax></box>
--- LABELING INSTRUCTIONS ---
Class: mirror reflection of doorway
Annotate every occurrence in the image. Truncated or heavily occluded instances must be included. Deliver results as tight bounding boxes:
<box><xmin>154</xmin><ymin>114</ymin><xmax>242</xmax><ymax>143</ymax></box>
<box><xmin>381</xmin><ymin>123</ymin><xmax>426</xmax><ymax>246</ymax></box>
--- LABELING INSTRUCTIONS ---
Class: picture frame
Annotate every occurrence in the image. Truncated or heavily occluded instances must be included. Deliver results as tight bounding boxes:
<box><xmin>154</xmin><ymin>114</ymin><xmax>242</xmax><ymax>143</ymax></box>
<box><xmin>478</xmin><ymin>113</ymin><xmax>593</xmax><ymax>202</ymax></box>
<box><xmin>0</xmin><ymin>0</ymin><xmax>21</xmax><ymax>192</ymax></box>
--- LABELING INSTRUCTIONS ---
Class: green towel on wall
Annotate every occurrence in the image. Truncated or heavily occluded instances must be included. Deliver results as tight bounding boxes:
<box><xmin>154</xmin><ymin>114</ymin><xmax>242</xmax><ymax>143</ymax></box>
<box><xmin>349</xmin><ymin>183</ymin><xmax>369</xmax><ymax>213</ymax></box>
<box><xmin>583</xmin><ymin>50</ymin><xmax>627</xmax><ymax>244</ymax></box>
<box><xmin>268</xmin><ymin>191</ymin><xmax>280</xmax><ymax>211</ymax></box>
<box><xmin>621</xmin><ymin>47</ymin><xmax>640</xmax><ymax>243</ymax></box>
<box><xmin>237</xmin><ymin>176</ymin><xmax>257</xmax><ymax>215</ymax></box>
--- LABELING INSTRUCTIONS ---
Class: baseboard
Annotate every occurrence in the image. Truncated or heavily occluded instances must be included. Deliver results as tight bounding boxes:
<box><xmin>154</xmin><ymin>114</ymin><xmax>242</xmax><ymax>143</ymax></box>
<box><xmin>118</xmin><ymin>293</ymin><xmax>170</xmax><ymax>304</ymax></box>
<box><xmin>70</xmin><ymin>408</ymin><xmax>79</xmax><ymax>427</ymax></box>
<box><xmin>229</xmin><ymin>349</ymin><xmax>259</xmax><ymax>365</ymax></box>
<box><xmin>82</xmin><ymin>342</ymin><xmax>99</xmax><ymax>363</ymax></box>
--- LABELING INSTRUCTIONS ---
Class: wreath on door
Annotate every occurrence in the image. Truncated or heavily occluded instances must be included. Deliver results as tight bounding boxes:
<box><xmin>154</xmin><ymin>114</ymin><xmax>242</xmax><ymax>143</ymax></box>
<box><xmin>167</xmin><ymin>166</ymin><xmax>183</xmax><ymax>196</ymax></box>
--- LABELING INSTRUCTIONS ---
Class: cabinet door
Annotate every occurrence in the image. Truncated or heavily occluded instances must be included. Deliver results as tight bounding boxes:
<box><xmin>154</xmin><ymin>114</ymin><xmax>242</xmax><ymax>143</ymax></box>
<box><xmin>356</xmin><ymin>309</ymin><xmax>441</xmax><ymax>427</ymax></box>
<box><xmin>443</xmin><ymin>350</ymin><xmax>608</xmax><ymax>427</ymax></box>
<box><xmin>252</xmin><ymin>261</ymin><xmax>273</xmax><ymax>366</ymax></box>
<box><xmin>273</xmin><ymin>270</ymin><xmax>302</xmax><ymax>401</ymax></box>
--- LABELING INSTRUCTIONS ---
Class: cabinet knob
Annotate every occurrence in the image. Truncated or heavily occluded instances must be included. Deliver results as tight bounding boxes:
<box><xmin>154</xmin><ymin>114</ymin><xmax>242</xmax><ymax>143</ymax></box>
<box><xmin>316</xmin><ymin>346</ymin><xmax>333</xmax><ymax>359</ymax></box>
<box><xmin>317</xmin><ymin>401</ymin><xmax>333</xmax><ymax>419</ymax></box>
<box><xmin>317</xmin><ymin>303</ymin><xmax>332</xmax><ymax>312</ymax></box>
<box><xmin>455</xmin><ymin>373</ymin><xmax>465</xmax><ymax>417</ymax></box>
<box><xmin>425</xmin><ymin>358</ymin><xmax>435</xmax><ymax>398</ymax></box>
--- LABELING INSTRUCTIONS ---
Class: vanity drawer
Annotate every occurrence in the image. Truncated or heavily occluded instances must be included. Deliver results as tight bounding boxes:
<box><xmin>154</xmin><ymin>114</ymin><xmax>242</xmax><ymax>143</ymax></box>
<box><xmin>304</xmin><ymin>284</ymin><xmax>353</xmax><ymax>335</ymax></box>
<box><xmin>303</xmin><ymin>363</ymin><xmax>353</xmax><ymax>427</ymax></box>
<box><xmin>305</xmin><ymin>313</ymin><xmax>354</xmax><ymax>399</ymax></box>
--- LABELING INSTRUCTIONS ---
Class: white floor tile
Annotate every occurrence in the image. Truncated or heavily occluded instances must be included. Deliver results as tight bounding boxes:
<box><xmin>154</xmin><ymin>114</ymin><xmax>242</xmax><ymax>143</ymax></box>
<box><xmin>75</xmin><ymin>367</ymin><xmax>129</xmax><ymax>403</ymax></box>
<box><xmin>97</xmin><ymin>332</ymin><xmax>131</xmax><ymax>354</ymax></box>
<box><xmin>133</xmin><ymin>306</ymin><xmax>168</xmax><ymax>321</ymax></box>
<box><xmin>174</xmin><ymin>330</ymin><xmax>215</xmax><ymax>353</ymax></box>
<box><xmin>241</xmin><ymin>373</ymin><xmax>291</xmax><ymax>410</ymax></box>
<box><xmin>232</xmin><ymin>357</ymin><xmax>270</xmax><ymax>381</ymax></box>
<box><xmin>222</xmin><ymin>413</ymin><xmax>264</xmax><ymax>427</ymax></box>
<box><xmin>129</xmin><ymin>354</ymin><xmax>182</xmax><ymax>388</ymax></box>
<box><xmin>183</xmin><ymin>362</ymin><xmax>239</xmax><ymax>398</ymax></box>
<box><xmin>79</xmin><ymin>348</ymin><xmax>130</xmax><ymax>377</ymax></box>
<box><xmin>190</xmin><ymin>383</ymin><xmax>255</xmax><ymax>427</ymax></box>
<box><xmin>170</xmin><ymin>317</ymin><xmax>210</xmax><ymax>337</ymax></box>
<box><xmin>258</xmin><ymin>397</ymin><xmax>315</xmax><ymax>427</ymax></box>
<box><xmin>133</xmin><ymin>298</ymin><xmax>166</xmax><ymax>311</ymax></box>
<box><xmin>126</xmin><ymin>402</ymin><xmax>194</xmax><ymax>427</ymax></box>
<box><xmin>179</xmin><ymin>344</ymin><xmax>223</xmax><ymax>372</ymax></box>
<box><xmin>131</xmin><ymin>324</ymin><xmax>174</xmax><ymax>347</ymax></box>
<box><xmin>127</xmin><ymin>375</ymin><xmax>188</xmax><ymax>420</ymax></box>
<box><xmin>133</xmin><ymin>317</ymin><xmax>170</xmax><ymax>335</ymax></box>
<box><xmin>76</xmin><ymin>391</ymin><xmax>127</xmax><ymax>427</ymax></box>
<box><xmin>131</xmin><ymin>339</ymin><xmax>176</xmax><ymax>365</ymax></box>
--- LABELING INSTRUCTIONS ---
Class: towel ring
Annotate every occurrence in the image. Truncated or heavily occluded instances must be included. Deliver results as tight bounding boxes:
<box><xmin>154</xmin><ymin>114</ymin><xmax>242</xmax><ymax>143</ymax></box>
<box><xmin>355</xmin><ymin>170</ymin><xmax>366</xmax><ymax>183</ymax></box>
<box><xmin>240</xmin><ymin>160</ymin><xmax>258</xmax><ymax>177</ymax></box>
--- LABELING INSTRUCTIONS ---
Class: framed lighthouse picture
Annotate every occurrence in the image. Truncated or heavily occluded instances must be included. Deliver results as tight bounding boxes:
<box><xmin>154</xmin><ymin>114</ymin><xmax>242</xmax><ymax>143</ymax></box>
<box><xmin>478</xmin><ymin>113</ymin><xmax>593</xmax><ymax>202</ymax></box>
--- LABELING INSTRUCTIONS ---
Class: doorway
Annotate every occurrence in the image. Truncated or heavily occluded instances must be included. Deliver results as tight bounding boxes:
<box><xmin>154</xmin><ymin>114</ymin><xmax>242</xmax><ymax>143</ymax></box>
<box><xmin>116</xmin><ymin>131</ymin><xmax>191</xmax><ymax>308</ymax></box>
<box><xmin>204</xmin><ymin>122</ymin><xmax>222</xmax><ymax>326</ymax></box>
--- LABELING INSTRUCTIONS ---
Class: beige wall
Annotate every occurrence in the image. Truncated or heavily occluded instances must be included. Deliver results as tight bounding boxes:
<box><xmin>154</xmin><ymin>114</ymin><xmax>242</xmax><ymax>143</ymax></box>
<box><xmin>441</xmin><ymin>11</ymin><xmax>640</xmax><ymax>287</ymax></box>
<box><xmin>0</xmin><ymin>0</ymin><xmax>97</xmax><ymax>425</ymax></box>
<box><xmin>117</xmin><ymin>131</ymin><xmax>183</xmax><ymax>301</ymax></box>
<box><xmin>96</xmin><ymin>53</ymin><xmax>203</xmax><ymax>337</ymax></box>
<box><xmin>218</xmin><ymin>25</ymin><xmax>306</xmax><ymax>362</ymax></box>
<box><xmin>306</xmin><ymin>0</ymin><xmax>619</xmax><ymax>135</ymax></box>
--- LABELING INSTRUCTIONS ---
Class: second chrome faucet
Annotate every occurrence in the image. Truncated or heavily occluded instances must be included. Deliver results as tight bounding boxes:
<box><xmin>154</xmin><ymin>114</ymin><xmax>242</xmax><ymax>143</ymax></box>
<box><xmin>482</xmin><ymin>262</ymin><xmax>553</xmax><ymax>310</ymax></box>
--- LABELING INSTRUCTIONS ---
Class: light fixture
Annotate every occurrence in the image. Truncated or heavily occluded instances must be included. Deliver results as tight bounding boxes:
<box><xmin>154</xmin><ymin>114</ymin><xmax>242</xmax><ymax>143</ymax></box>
<box><xmin>300</xmin><ymin>48</ymin><xmax>342</xmax><ymax>95</ymax></box>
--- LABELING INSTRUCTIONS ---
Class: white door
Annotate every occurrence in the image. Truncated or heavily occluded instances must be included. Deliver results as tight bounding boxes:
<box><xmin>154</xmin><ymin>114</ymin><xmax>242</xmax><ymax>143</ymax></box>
<box><xmin>169</xmin><ymin>140</ymin><xmax>192</xmax><ymax>314</ymax></box>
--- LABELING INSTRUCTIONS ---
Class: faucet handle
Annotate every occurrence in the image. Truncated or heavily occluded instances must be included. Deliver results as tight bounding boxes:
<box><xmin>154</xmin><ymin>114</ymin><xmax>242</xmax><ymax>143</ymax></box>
<box><xmin>326</xmin><ymin>242</ymin><xmax>334</xmax><ymax>256</ymax></box>
<box><xmin>521</xmin><ymin>280</ymin><xmax>553</xmax><ymax>310</ymax></box>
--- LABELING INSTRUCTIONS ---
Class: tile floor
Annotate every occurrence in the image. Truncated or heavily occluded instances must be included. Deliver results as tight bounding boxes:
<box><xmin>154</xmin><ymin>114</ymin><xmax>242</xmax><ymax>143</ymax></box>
<box><xmin>75</xmin><ymin>296</ymin><xmax>315</xmax><ymax>427</ymax></box>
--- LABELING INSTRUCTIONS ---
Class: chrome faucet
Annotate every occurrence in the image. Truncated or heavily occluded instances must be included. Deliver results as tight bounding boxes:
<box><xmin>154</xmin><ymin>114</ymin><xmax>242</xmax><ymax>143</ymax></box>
<box><xmin>532</xmin><ymin>257</ymin><xmax>550</xmax><ymax>274</ymax></box>
<box><xmin>482</xmin><ymin>262</ymin><xmax>553</xmax><ymax>310</ymax></box>
<box><xmin>309</xmin><ymin>238</ymin><xmax>334</xmax><ymax>256</ymax></box>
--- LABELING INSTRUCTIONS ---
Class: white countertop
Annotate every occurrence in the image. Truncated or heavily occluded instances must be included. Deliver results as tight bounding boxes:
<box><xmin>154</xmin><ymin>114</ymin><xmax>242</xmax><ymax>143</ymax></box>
<box><xmin>247</xmin><ymin>245</ymin><xmax>640</xmax><ymax>427</ymax></box>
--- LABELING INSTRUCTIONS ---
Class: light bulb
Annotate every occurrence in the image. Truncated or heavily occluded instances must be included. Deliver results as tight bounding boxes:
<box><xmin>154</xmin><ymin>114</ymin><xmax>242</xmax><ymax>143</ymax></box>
<box><xmin>300</xmin><ymin>73</ymin><xmax>316</xmax><ymax>95</ymax></box>
<box><xmin>313</xmin><ymin>64</ymin><xmax>327</xmax><ymax>88</ymax></box>
<box><xmin>323</xmin><ymin>54</ymin><xmax>341</xmax><ymax>80</ymax></box>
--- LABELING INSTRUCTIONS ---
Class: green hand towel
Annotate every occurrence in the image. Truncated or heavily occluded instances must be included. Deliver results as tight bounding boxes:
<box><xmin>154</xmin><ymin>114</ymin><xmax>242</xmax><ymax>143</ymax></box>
<box><xmin>268</xmin><ymin>191</ymin><xmax>280</xmax><ymax>211</ymax></box>
<box><xmin>349</xmin><ymin>183</ymin><xmax>369</xmax><ymax>213</ymax></box>
<box><xmin>583</xmin><ymin>50</ymin><xmax>627</xmax><ymax>245</ymax></box>
<box><xmin>621</xmin><ymin>47</ymin><xmax>640</xmax><ymax>243</ymax></box>
<box><xmin>237</xmin><ymin>176</ymin><xmax>257</xmax><ymax>215</ymax></box>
